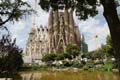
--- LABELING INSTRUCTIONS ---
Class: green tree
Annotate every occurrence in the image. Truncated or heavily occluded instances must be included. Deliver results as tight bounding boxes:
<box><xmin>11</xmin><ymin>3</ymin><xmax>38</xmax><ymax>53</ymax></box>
<box><xmin>63</xmin><ymin>52</ymin><xmax>72</xmax><ymax>59</ymax></box>
<box><xmin>87</xmin><ymin>36</ymin><xmax>113</xmax><ymax>60</ymax></box>
<box><xmin>39</xmin><ymin>0</ymin><xmax>98</xmax><ymax>20</ymax></box>
<box><xmin>55</xmin><ymin>53</ymin><xmax>64</xmax><ymax>60</ymax></box>
<box><xmin>42</xmin><ymin>53</ymin><xmax>57</xmax><ymax>62</ymax></box>
<box><xmin>0</xmin><ymin>0</ymin><xmax>33</xmax><ymax>27</ymax></box>
<box><xmin>0</xmin><ymin>35</ymin><xmax>23</xmax><ymax>72</ymax></box>
<box><xmin>96</xmin><ymin>35</ymin><xmax>114</xmax><ymax>60</ymax></box>
<box><xmin>39</xmin><ymin>0</ymin><xmax>120</xmax><ymax>71</ymax></box>
<box><xmin>66</xmin><ymin>43</ymin><xmax>81</xmax><ymax>59</ymax></box>
<box><xmin>100</xmin><ymin>1</ymin><xmax>120</xmax><ymax>71</ymax></box>
<box><xmin>105</xmin><ymin>35</ymin><xmax>114</xmax><ymax>57</ymax></box>
<box><xmin>86</xmin><ymin>48</ymin><xmax>104</xmax><ymax>60</ymax></box>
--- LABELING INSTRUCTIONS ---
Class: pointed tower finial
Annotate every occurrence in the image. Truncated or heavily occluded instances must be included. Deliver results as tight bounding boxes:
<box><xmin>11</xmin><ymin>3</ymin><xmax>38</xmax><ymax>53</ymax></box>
<box><xmin>48</xmin><ymin>9</ymin><xmax>53</xmax><ymax>27</ymax></box>
<box><xmin>30</xmin><ymin>0</ymin><xmax>37</xmax><ymax>34</ymax></box>
<box><xmin>33</xmin><ymin>0</ymin><xmax>37</xmax><ymax>25</ymax></box>
<box><xmin>64</xmin><ymin>8</ymin><xmax>69</xmax><ymax>26</ymax></box>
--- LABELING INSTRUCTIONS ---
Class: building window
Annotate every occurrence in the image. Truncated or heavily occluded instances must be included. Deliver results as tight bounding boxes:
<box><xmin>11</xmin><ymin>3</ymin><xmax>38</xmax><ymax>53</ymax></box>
<box><xmin>42</xmin><ymin>29</ymin><xmax>44</xmax><ymax>31</ymax></box>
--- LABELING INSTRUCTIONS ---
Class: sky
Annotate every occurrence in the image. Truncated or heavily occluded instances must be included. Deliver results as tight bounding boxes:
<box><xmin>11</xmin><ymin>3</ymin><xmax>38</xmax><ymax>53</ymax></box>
<box><xmin>2</xmin><ymin>0</ymin><xmax>120</xmax><ymax>51</ymax></box>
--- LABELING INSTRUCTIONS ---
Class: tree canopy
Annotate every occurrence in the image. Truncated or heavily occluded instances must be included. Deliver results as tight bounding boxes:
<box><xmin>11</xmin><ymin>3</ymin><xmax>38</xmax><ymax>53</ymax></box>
<box><xmin>42</xmin><ymin>53</ymin><xmax>57</xmax><ymax>62</ymax></box>
<box><xmin>86</xmin><ymin>35</ymin><xmax>113</xmax><ymax>59</ymax></box>
<box><xmin>66</xmin><ymin>43</ymin><xmax>81</xmax><ymax>58</ymax></box>
<box><xmin>39</xmin><ymin>0</ymin><xmax>98</xmax><ymax>20</ymax></box>
<box><xmin>39</xmin><ymin>0</ymin><xmax>120</xmax><ymax>71</ymax></box>
<box><xmin>0</xmin><ymin>34</ymin><xmax>23</xmax><ymax>72</ymax></box>
<box><xmin>0</xmin><ymin>0</ymin><xmax>33</xmax><ymax>27</ymax></box>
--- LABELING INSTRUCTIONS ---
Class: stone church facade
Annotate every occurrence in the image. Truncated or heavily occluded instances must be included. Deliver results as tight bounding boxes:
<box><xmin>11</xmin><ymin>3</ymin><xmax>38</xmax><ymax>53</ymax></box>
<box><xmin>25</xmin><ymin>25</ymin><xmax>49</xmax><ymax>61</ymax></box>
<box><xmin>24</xmin><ymin>8</ymin><xmax>81</xmax><ymax>62</ymax></box>
<box><xmin>48</xmin><ymin>9</ymin><xmax>81</xmax><ymax>53</ymax></box>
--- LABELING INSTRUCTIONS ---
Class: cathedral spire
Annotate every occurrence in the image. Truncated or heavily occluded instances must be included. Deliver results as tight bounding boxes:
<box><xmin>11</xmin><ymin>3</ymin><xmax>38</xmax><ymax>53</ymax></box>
<box><xmin>69</xmin><ymin>8</ymin><xmax>75</xmax><ymax>43</ymax></box>
<box><xmin>30</xmin><ymin>23</ymin><xmax>36</xmax><ymax>34</ymax></box>
<box><xmin>75</xmin><ymin>26</ymin><xmax>81</xmax><ymax>46</ymax></box>
<box><xmin>33</xmin><ymin>0</ymin><xmax>37</xmax><ymax>25</ymax></box>
<box><xmin>48</xmin><ymin>9</ymin><xmax>53</xmax><ymax>34</ymax></box>
<box><xmin>53</xmin><ymin>10</ymin><xmax>59</xmax><ymax>50</ymax></box>
<box><xmin>48</xmin><ymin>9</ymin><xmax>53</xmax><ymax>28</ymax></box>
<box><xmin>48</xmin><ymin>9</ymin><xmax>54</xmax><ymax>53</ymax></box>
<box><xmin>53</xmin><ymin>10</ymin><xmax>59</xmax><ymax>30</ymax></box>
<box><xmin>30</xmin><ymin>0</ymin><xmax>37</xmax><ymax>34</ymax></box>
<box><xmin>64</xmin><ymin>8</ymin><xmax>69</xmax><ymax>26</ymax></box>
<box><xmin>69</xmin><ymin>8</ymin><xmax>74</xmax><ymax>28</ymax></box>
<box><xmin>64</xmin><ymin>8</ymin><xmax>69</xmax><ymax>44</ymax></box>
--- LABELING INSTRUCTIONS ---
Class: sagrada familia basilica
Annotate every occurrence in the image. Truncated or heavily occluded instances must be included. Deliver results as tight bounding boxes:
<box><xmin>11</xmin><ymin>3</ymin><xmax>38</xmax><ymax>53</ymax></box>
<box><xmin>24</xmin><ymin>8</ymin><xmax>87</xmax><ymax>63</ymax></box>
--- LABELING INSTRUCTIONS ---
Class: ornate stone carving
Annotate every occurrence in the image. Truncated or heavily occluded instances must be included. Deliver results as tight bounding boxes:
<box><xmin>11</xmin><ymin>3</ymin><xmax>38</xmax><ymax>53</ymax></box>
<box><xmin>25</xmin><ymin>8</ymin><xmax>81</xmax><ymax>61</ymax></box>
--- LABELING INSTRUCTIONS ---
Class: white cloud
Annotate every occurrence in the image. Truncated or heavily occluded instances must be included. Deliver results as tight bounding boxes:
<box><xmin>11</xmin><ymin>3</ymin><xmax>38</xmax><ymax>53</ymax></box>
<box><xmin>4</xmin><ymin>0</ymin><xmax>49</xmax><ymax>49</ymax></box>
<box><xmin>78</xmin><ymin>17</ymin><xmax>110</xmax><ymax>51</ymax></box>
<box><xmin>3</xmin><ymin>1</ymin><xmax>110</xmax><ymax>52</ymax></box>
<box><xmin>73</xmin><ymin>5</ymin><xmax>110</xmax><ymax>51</ymax></box>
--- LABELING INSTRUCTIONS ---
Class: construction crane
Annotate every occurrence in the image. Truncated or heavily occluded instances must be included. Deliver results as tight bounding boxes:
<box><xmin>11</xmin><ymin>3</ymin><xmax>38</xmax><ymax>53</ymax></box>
<box><xmin>93</xmin><ymin>28</ymin><xmax>108</xmax><ymax>50</ymax></box>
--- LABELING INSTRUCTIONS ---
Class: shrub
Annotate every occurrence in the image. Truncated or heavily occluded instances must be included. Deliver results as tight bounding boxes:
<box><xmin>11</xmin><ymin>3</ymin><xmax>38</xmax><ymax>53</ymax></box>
<box><xmin>97</xmin><ymin>60</ymin><xmax>114</xmax><ymax>71</ymax></box>
<box><xmin>82</xmin><ymin>61</ymin><xmax>95</xmax><ymax>70</ymax></box>
<box><xmin>62</xmin><ymin>60</ymin><xmax>72</xmax><ymax>67</ymax></box>
<box><xmin>85</xmin><ymin>61</ymin><xmax>95</xmax><ymax>68</ymax></box>
<box><xmin>71</xmin><ymin>60</ymin><xmax>83</xmax><ymax>68</ymax></box>
<box><xmin>0</xmin><ymin>35</ymin><xmax>23</xmax><ymax>72</ymax></box>
<box><xmin>65</xmin><ymin>43</ymin><xmax>81</xmax><ymax>59</ymax></box>
<box><xmin>55</xmin><ymin>53</ymin><xmax>64</xmax><ymax>60</ymax></box>
<box><xmin>42</xmin><ymin>53</ymin><xmax>57</xmax><ymax>62</ymax></box>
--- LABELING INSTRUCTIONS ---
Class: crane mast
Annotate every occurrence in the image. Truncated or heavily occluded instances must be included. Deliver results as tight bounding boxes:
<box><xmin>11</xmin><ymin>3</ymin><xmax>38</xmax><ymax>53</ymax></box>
<box><xmin>93</xmin><ymin>28</ymin><xmax>108</xmax><ymax>49</ymax></box>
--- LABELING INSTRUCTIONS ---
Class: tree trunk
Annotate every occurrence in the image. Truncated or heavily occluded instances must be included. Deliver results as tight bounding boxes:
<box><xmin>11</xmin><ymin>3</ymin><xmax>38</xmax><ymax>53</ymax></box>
<box><xmin>101</xmin><ymin>0</ymin><xmax>120</xmax><ymax>71</ymax></box>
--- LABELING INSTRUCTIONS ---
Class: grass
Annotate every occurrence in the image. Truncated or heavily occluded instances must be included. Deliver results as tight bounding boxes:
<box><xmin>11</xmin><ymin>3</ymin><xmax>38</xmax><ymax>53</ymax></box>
<box><xmin>19</xmin><ymin>61</ymin><xmax>116</xmax><ymax>72</ymax></box>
